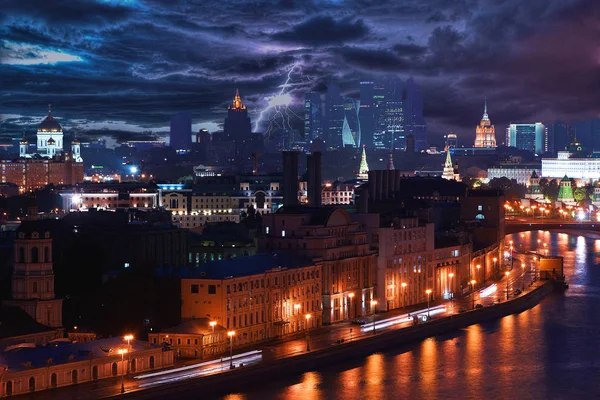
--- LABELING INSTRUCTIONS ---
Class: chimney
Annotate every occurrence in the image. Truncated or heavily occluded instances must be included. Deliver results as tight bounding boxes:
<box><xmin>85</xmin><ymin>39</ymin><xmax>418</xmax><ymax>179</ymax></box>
<box><xmin>282</xmin><ymin>151</ymin><xmax>299</xmax><ymax>207</ymax></box>
<box><xmin>307</xmin><ymin>152</ymin><xmax>322</xmax><ymax>206</ymax></box>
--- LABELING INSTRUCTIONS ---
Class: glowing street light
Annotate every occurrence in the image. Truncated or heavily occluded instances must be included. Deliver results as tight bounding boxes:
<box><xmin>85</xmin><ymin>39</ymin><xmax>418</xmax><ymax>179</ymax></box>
<box><xmin>294</xmin><ymin>303</ymin><xmax>301</xmax><ymax>315</ymax></box>
<box><xmin>118</xmin><ymin>348</ymin><xmax>128</xmax><ymax>393</ymax></box>
<box><xmin>425</xmin><ymin>289</ymin><xmax>432</xmax><ymax>318</ymax></box>
<box><xmin>470</xmin><ymin>280</ymin><xmax>476</xmax><ymax>309</ymax></box>
<box><xmin>305</xmin><ymin>314</ymin><xmax>311</xmax><ymax>351</ymax></box>
<box><xmin>505</xmin><ymin>271</ymin><xmax>510</xmax><ymax>300</ymax></box>
<box><xmin>227</xmin><ymin>331</ymin><xmax>236</xmax><ymax>369</ymax></box>
<box><xmin>348</xmin><ymin>292</ymin><xmax>355</xmax><ymax>319</ymax></box>
<box><xmin>209</xmin><ymin>320</ymin><xmax>217</xmax><ymax>334</ymax></box>
<box><xmin>370</xmin><ymin>300</ymin><xmax>378</xmax><ymax>334</ymax></box>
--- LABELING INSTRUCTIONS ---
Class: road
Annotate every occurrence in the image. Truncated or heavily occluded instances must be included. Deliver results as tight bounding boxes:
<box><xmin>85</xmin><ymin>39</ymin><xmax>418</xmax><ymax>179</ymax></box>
<box><xmin>11</xmin><ymin>255</ymin><xmax>541</xmax><ymax>400</ymax></box>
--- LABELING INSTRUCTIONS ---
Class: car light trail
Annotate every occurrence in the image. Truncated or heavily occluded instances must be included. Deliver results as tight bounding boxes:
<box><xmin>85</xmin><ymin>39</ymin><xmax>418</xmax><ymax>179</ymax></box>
<box><xmin>360</xmin><ymin>305</ymin><xmax>447</xmax><ymax>331</ymax></box>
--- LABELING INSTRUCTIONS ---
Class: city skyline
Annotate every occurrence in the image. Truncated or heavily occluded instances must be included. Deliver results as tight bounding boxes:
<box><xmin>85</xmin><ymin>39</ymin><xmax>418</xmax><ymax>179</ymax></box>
<box><xmin>1</xmin><ymin>0</ymin><xmax>599</xmax><ymax>146</ymax></box>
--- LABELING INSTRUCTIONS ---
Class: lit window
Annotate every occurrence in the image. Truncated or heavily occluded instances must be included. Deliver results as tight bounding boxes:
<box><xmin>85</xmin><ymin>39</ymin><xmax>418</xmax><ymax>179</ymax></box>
<box><xmin>477</xmin><ymin>205</ymin><xmax>482</xmax><ymax>211</ymax></box>
<box><xmin>266</xmin><ymin>226</ymin><xmax>270</xmax><ymax>234</ymax></box>
<box><xmin>282</xmin><ymin>230</ymin><xmax>286</xmax><ymax>237</ymax></box>
<box><xmin>124</xmin><ymin>263</ymin><xmax>130</xmax><ymax>268</ymax></box>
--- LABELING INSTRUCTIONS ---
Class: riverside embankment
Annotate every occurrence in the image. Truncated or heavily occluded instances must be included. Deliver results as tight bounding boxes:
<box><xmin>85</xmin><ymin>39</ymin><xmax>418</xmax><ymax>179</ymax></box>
<box><xmin>115</xmin><ymin>280</ymin><xmax>554</xmax><ymax>400</ymax></box>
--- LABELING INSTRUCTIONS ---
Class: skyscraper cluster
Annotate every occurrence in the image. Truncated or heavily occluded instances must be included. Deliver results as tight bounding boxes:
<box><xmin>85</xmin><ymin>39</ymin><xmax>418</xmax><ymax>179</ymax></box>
<box><xmin>304</xmin><ymin>77</ymin><xmax>427</xmax><ymax>151</ymax></box>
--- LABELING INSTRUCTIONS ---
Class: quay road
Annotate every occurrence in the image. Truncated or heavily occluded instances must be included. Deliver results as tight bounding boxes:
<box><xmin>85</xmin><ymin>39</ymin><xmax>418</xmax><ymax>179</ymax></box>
<box><xmin>12</xmin><ymin>256</ymin><xmax>538</xmax><ymax>400</ymax></box>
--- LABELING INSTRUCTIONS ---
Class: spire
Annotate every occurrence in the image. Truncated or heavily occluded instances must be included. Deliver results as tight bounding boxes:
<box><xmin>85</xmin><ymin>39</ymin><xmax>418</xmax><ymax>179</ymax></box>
<box><xmin>442</xmin><ymin>147</ymin><xmax>456</xmax><ymax>180</ymax></box>
<box><xmin>482</xmin><ymin>97</ymin><xmax>489</xmax><ymax>121</ymax></box>
<box><xmin>387</xmin><ymin>152</ymin><xmax>395</xmax><ymax>170</ymax></box>
<box><xmin>231</xmin><ymin>89</ymin><xmax>245</xmax><ymax>110</ymax></box>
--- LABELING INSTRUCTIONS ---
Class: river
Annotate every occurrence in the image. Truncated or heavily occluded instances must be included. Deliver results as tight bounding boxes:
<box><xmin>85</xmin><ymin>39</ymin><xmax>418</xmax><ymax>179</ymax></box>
<box><xmin>223</xmin><ymin>231</ymin><xmax>600</xmax><ymax>400</ymax></box>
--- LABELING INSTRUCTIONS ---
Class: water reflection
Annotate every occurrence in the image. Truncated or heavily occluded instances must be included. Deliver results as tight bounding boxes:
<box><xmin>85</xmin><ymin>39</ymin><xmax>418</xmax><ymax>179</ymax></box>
<box><xmin>234</xmin><ymin>232</ymin><xmax>600</xmax><ymax>400</ymax></box>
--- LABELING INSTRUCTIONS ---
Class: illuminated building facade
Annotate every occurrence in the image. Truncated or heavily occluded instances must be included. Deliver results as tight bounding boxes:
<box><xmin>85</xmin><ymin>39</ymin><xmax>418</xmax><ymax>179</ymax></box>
<box><xmin>473</xmin><ymin>99</ymin><xmax>497</xmax><ymax>148</ymax></box>
<box><xmin>357</xmin><ymin>146</ymin><xmax>369</xmax><ymax>180</ymax></box>
<box><xmin>542</xmin><ymin>151</ymin><xmax>600</xmax><ymax>182</ymax></box>
<box><xmin>36</xmin><ymin>105</ymin><xmax>64</xmax><ymax>157</ymax></box>
<box><xmin>372</xmin><ymin>217</ymin><xmax>435</xmax><ymax>311</ymax></box>
<box><xmin>325</xmin><ymin>82</ymin><xmax>345</xmax><ymax>148</ymax></box>
<box><xmin>148</xmin><ymin>318</ymin><xmax>228</xmax><ymax>359</ymax></box>
<box><xmin>0</xmin><ymin>155</ymin><xmax>84</xmax><ymax>192</ymax></box>
<box><xmin>262</xmin><ymin>206</ymin><xmax>376</xmax><ymax>325</ymax></box>
<box><xmin>487</xmin><ymin>163</ymin><xmax>541</xmax><ymax>185</ymax></box>
<box><xmin>506</xmin><ymin>123</ymin><xmax>546</xmax><ymax>154</ymax></box>
<box><xmin>59</xmin><ymin>186</ymin><xmax>159</xmax><ymax>211</ymax></box>
<box><xmin>342</xmin><ymin>97</ymin><xmax>361</xmax><ymax>148</ymax></box>
<box><xmin>158</xmin><ymin>177</ymin><xmax>283</xmax><ymax>229</ymax></box>
<box><xmin>321</xmin><ymin>182</ymin><xmax>355</xmax><ymax>205</ymax></box>
<box><xmin>180</xmin><ymin>253</ymin><xmax>322</xmax><ymax>350</ymax></box>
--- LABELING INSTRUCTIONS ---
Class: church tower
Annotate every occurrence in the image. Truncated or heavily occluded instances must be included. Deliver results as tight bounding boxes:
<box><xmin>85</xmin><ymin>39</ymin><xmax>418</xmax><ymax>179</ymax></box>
<box><xmin>71</xmin><ymin>137</ymin><xmax>82</xmax><ymax>162</ymax></box>
<box><xmin>473</xmin><ymin>98</ymin><xmax>497</xmax><ymax>148</ymax></box>
<box><xmin>442</xmin><ymin>148</ymin><xmax>459</xmax><ymax>181</ymax></box>
<box><xmin>4</xmin><ymin>227</ymin><xmax>63</xmax><ymax>328</ymax></box>
<box><xmin>19</xmin><ymin>137</ymin><xmax>28</xmax><ymax>158</ymax></box>
<box><xmin>525</xmin><ymin>170</ymin><xmax>544</xmax><ymax>200</ymax></box>
<box><xmin>357</xmin><ymin>145</ymin><xmax>369</xmax><ymax>179</ymax></box>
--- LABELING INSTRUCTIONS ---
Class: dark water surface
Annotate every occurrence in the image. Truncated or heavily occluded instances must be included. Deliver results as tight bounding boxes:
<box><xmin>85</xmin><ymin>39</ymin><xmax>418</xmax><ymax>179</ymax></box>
<box><xmin>223</xmin><ymin>231</ymin><xmax>600</xmax><ymax>400</ymax></box>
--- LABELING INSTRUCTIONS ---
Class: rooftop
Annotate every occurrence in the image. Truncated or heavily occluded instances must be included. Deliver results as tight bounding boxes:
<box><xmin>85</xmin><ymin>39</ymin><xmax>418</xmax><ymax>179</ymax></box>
<box><xmin>0</xmin><ymin>306</ymin><xmax>55</xmax><ymax>340</ymax></box>
<box><xmin>0</xmin><ymin>337</ymin><xmax>163</xmax><ymax>372</ymax></box>
<box><xmin>185</xmin><ymin>252</ymin><xmax>313</xmax><ymax>280</ymax></box>
<box><xmin>162</xmin><ymin>318</ymin><xmax>226</xmax><ymax>335</ymax></box>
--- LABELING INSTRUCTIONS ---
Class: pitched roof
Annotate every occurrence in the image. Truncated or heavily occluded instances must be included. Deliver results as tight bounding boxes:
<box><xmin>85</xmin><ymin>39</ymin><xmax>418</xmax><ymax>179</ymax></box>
<box><xmin>162</xmin><ymin>318</ymin><xmax>226</xmax><ymax>335</ymax></box>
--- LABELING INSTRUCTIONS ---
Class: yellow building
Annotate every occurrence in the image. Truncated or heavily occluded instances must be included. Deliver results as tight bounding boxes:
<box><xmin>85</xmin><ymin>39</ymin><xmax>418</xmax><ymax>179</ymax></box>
<box><xmin>474</xmin><ymin>99</ymin><xmax>497</xmax><ymax>148</ymax></box>
<box><xmin>179</xmin><ymin>253</ymin><xmax>322</xmax><ymax>353</ymax></box>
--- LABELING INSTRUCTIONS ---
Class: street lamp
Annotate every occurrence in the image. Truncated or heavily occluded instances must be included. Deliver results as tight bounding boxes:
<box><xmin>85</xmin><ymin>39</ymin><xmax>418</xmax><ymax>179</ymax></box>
<box><xmin>476</xmin><ymin>264</ymin><xmax>481</xmax><ymax>286</ymax></box>
<box><xmin>448</xmin><ymin>274</ymin><xmax>454</xmax><ymax>308</ymax></box>
<box><xmin>227</xmin><ymin>331</ymin><xmax>235</xmax><ymax>369</ymax></box>
<box><xmin>123</xmin><ymin>335</ymin><xmax>133</xmax><ymax>374</ymax></box>
<box><xmin>425</xmin><ymin>289</ymin><xmax>432</xmax><ymax>319</ymax></box>
<box><xmin>493</xmin><ymin>257</ymin><xmax>497</xmax><ymax>274</ymax></box>
<box><xmin>209</xmin><ymin>320</ymin><xmax>217</xmax><ymax>334</ymax></box>
<box><xmin>401</xmin><ymin>282</ymin><xmax>407</xmax><ymax>307</ymax></box>
<box><xmin>118</xmin><ymin>349</ymin><xmax>128</xmax><ymax>393</ymax></box>
<box><xmin>305</xmin><ymin>314</ymin><xmax>311</xmax><ymax>351</ymax></box>
<box><xmin>505</xmin><ymin>271</ymin><xmax>510</xmax><ymax>300</ymax></box>
<box><xmin>348</xmin><ymin>293</ymin><xmax>355</xmax><ymax>320</ymax></box>
<box><xmin>370</xmin><ymin>300</ymin><xmax>378</xmax><ymax>334</ymax></box>
<box><xmin>470</xmin><ymin>280</ymin><xmax>476</xmax><ymax>309</ymax></box>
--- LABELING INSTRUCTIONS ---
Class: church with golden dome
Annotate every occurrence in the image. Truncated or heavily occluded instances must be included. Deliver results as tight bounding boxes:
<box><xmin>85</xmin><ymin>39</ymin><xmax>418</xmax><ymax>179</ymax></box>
<box><xmin>473</xmin><ymin>99</ymin><xmax>496</xmax><ymax>148</ymax></box>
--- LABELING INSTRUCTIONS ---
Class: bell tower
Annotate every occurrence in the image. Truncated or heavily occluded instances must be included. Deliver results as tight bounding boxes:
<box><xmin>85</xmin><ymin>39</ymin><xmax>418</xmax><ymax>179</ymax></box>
<box><xmin>4</xmin><ymin>228</ymin><xmax>63</xmax><ymax>328</ymax></box>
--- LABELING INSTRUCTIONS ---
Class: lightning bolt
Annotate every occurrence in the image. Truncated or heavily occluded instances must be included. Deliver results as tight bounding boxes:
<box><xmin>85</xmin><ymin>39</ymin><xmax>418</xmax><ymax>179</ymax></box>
<box><xmin>253</xmin><ymin>63</ymin><xmax>302</xmax><ymax>136</ymax></box>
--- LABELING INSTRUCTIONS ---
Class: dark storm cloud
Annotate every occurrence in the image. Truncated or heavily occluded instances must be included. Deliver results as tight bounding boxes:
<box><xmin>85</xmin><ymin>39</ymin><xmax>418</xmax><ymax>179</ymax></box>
<box><xmin>272</xmin><ymin>16</ymin><xmax>370</xmax><ymax>45</ymax></box>
<box><xmin>1</xmin><ymin>0</ymin><xmax>598</xmax><ymax>145</ymax></box>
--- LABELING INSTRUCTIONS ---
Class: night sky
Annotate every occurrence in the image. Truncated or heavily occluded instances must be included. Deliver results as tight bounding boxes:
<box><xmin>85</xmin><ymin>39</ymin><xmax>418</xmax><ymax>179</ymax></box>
<box><xmin>1</xmin><ymin>0</ymin><xmax>598</xmax><ymax>146</ymax></box>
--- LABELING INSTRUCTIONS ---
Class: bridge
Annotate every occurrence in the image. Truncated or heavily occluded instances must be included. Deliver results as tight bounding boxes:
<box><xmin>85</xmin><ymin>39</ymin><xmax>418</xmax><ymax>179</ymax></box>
<box><xmin>505</xmin><ymin>219</ymin><xmax>600</xmax><ymax>235</ymax></box>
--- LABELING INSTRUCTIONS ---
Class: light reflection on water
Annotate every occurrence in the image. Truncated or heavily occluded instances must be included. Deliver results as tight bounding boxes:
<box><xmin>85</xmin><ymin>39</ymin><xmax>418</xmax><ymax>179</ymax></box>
<box><xmin>226</xmin><ymin>232</ymin><xmax>600</xmax><ymax>400</ymax></box>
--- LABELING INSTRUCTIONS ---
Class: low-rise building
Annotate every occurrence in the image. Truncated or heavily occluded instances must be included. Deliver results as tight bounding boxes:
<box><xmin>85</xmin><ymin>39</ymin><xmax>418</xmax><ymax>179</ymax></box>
<box><xmin>0</xmin><ymin>338</ymin><xmax>173</xmax><ymax>397</ymax></box>
<box><xmin>59</xmin><ymin>183</ymin><xmax>159</xmax><ymax>211</ymax></box>
<box><xmin>1</xmin><ymin>154</ymin><xmax>84</xmax><ymax>193</ymax></box>
<box><xmin>487</xmin><ymin>163</ymin><xmax>541</xmax><ymax>185</ymax></box>
<box><xmin>148</xmin><ymin>318</ymin><xmax>227</xmax><ymax>359</ymax></box>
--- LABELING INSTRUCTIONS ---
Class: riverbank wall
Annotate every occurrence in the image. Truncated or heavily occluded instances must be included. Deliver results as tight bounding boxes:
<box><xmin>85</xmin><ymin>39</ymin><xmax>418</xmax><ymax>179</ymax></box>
<box><xmin>117</xmin><ymin>281</ymin><xmax>554</xmax><ymax>400</ymax></box>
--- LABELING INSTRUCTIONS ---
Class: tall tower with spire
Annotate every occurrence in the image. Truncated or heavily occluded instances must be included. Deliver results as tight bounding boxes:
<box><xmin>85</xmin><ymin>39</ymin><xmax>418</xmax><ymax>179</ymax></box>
<box><xmin>357</xmin><ymin>145</ymin><xmax>369</xmax><ymax>179</ymax></box>
<box><xmin>224</xmin><ymin>89</ymin><xmax>251</xmax><ymax>142</ymax></box>
<box><xmin>473</xmin><ymin>98</ymin><xmax>496</xmax><ymax>148</ymax></box>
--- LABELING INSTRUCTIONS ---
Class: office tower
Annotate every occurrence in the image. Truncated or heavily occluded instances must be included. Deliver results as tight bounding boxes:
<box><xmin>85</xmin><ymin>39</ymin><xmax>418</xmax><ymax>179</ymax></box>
<box><xmin>224</xmin><ymin>89</ymin><xmax>252</xmax><ymax>141</ymax></box>
<box><xmin>324</xmin><ymin>81</ymin><xmax>345</xmax><ymax>148</ymax></box>
<box><xmin>304</xmin><ymin>92</ymin><xmax>322</xmax><ymax>142</ymax></box>
<box><xmin>404</xmin><ymin>77</ymin><xmax>427</xmax><ymax>151</ymax></box>
<box><xmin>196</xmin><ymin>128</ymin><xmax>210</xmax><ymax>144</ymax></box>
<box><xmin>372</xmin><ymin>80</ymin><xmax>387</xmax><ymax>149</ymax></box>
<box><xmin>549</xmin><ymin>122</ymin><xmax>569</xmax><ymax>153</ymax></box>
<box><xmin>385</xmin><ymin>76</ymin><xmax>405</xmax><ymax>150</ymax></box>
<box><xmin>170</xmin><ymin>112</ymin><xmax>192</xmax><ymax>152</ymax></box>
<box><xmin>445</xmin><ymin>133</ymin><xmax>458</xmax><ymax>149</ymax></box>
<box><xmin>506</xmin><ymin>123</ymin><xmax>546</xmax><ymax>154</ymax></box>
<box><xmin>473</xmin><ymin>99</ymin><xmax>497</xmax><ymax>148</ymax></box>
<box><xmin>359</xmin><ymin>81</ymin><xmax>375</xmax><ymax>148</ymax></box>
<box><xmin>342</xmin><ymin>97</ymin><xmax>361</xmax><ymax>148</ymax></box>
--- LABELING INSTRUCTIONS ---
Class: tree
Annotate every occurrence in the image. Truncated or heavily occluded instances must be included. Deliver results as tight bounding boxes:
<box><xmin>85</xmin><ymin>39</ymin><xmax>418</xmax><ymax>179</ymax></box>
<box><xmin>574</xmin><ymin>187</ymin><xmax>587</xmax><ymax>203</ymax></box>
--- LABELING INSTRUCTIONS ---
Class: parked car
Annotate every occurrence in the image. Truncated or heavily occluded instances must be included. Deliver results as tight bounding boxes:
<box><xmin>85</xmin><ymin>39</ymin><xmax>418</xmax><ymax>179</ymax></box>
<box><xmin>458</xmin><ymin>307</ymin><xmax>467</xmax><ymax>313</ymax></box>
<box><xmin>475</xmin><ymin>303</ymin><xmax>484</xmax><ymax>309</ymax></box>
<box><xmin>351</xmin><ymin>319</ymin><xmax>366</xmax><ymax>325</ymax></box>
<box><xmin>514</xmin><ymin>289</ymin><xmax>522</xmax><ymax>295</ymax></box>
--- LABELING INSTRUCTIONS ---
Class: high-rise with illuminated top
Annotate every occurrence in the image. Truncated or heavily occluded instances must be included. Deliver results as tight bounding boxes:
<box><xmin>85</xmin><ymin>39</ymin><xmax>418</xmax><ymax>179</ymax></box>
<box><xmin>474</xmin><ymin>98</ymin><xmax>497</xmax><ymax>148</ymax></box>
